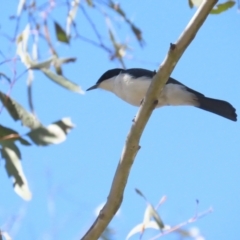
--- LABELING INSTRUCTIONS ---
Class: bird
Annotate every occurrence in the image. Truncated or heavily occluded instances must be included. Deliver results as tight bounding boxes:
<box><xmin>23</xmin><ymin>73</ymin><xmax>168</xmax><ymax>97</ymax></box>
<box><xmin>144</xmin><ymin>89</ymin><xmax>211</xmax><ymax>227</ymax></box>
<box><xmin>86</xmin><ymin>68</ymin><xmax>237</xmax><ymax>121</ymax></box>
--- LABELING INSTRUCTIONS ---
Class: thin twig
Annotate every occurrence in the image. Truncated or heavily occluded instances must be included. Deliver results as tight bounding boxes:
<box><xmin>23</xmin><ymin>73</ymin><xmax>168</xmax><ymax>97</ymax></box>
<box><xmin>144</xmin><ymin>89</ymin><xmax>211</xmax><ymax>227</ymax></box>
<box><xmin>80</xmin><ymin>5</ymin><xmax>103</xmax><ymax>43</ymax></box>
<box><xmin>13</xmin><ymin>16</ymin><xmax>22</xmax><ymax>42</ymax></box>
<box><xmin>0</xmin><ymin>50</ymin><xmax>7</xmax><ymax>60</ymax></box>
<box><xmin>27</xmin><ymin>70</ymin><xmax>35</xmax><ymax>114</ymax></box>
<box><xmin>149</xmin><ymin>207</ymin><xmax>213</xmax><ymax>240</ymax></box>
<box><xmin>71</xmin><ymin>20</ymin><xmax>113</xmax><ymax>54</ymax></box>
<box><xmin>43</xmin><ymin>19</ymin><xmax>57</xmax><ymax>56</ymax></box>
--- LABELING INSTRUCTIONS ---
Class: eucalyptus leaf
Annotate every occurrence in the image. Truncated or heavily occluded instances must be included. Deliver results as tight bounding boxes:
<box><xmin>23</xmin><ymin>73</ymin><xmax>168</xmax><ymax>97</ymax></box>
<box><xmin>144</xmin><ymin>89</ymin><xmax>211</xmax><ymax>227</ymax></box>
<box><xmin>188</xmin><ymin>0</ymin><xmax>194</xmax><ymax>8</ymax></box>
<box><xmin>55</xmin><ymin>57</ymin><xmax>76</xmax><ymax>65</ymax></box>
<box><xmin>16</xmin><ymin>24</ymin><xmax>33</xmax><ymax>67</ymax></box>
<box><xmin>53</xmin><ymin>57</ymin><xmax>77</xmax><ymax>75</ymax></box>
<box><xmin>30</xmin><ymin>58</ymin><xmax>53</xmax><ymax>69</ymax></box>
<box><xmin>0</xmin><ymin>91</ymin><xmax>41</xmax><ymax>129</ymax></box>
<box><xmin>0</xmin><ymin>125</ymin><xmax>31</xmax><ymax>146</ymax></box>
<box><xmin>1</xmin><ymin>143</ymin><xmax>32</xmax><ymax>201</ymax></box>
<box><xmin>189</xmin><ymin>0</ymin><xmax>203</xmax><ymax>7</ymax></box>
<box><xmin>211</xmin><ymin>1</ymin><xmax>235</xmax><ymax>14</ymax></box>
<box><xmin>41</xmin><ymin>68</ymin><xmax>84</xmax><ymax>94</ymax></box>
<box><xmin>27</xmin><ymin>117</ymin><xmax>74</xmax><ymax>146</ymax></box>
<box><xmin>54</xmin><ymin>21</ymin><xmax>69</xmax><ymax>43</ymax></box>
<box><xmin>86</xmin><ymin>0</ymin><xmax>93</xmax><ymax>6</ymax></box>
<box><xmin>135</xmin><ymin>188</ymin><xmax>147</xmax><ymax>201</ymax></box>
<box><xmin>145</xmin><ymin>204</ymin><xmax>164</xmax><ymax>229</ymax></box>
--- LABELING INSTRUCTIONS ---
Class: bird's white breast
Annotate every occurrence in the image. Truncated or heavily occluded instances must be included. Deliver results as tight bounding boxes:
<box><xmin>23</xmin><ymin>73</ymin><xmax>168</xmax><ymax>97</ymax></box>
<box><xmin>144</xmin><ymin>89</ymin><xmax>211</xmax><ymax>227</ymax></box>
<box><xmin>113</xmin><ymin>74</ymin><xmax>151</xmax><ymax>106</ymax></box>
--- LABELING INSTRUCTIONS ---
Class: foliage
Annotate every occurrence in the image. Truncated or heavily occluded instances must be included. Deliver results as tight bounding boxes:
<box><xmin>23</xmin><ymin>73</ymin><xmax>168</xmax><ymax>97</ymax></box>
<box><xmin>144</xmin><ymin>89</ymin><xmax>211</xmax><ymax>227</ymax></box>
<box><xmin>189</xmin><ymin>0</ymin><xmax>236</xmax><ymax>13</ymax></box>
<box><xmin>0</xmin><ymin>0</ymin><xmax>143</xmax><ymax>200</ymax></box>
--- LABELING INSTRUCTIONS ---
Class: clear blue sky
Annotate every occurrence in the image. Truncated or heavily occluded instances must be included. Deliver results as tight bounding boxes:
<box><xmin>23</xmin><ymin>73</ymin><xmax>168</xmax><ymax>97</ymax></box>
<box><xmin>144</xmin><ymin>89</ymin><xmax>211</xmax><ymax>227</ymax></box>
<box><xmin>1</xmin><ymin>1</ymin><xmax>240</xmax><ymax>240</ymax></box>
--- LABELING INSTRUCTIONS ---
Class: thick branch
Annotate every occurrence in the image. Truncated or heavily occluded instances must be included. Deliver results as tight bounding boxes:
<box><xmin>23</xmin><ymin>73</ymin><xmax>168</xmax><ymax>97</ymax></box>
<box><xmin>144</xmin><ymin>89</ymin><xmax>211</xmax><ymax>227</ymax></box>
<box><xmin>81</xmin><ymin>0</ymin><xmax>218</xmax><ymax>239</ymax></box>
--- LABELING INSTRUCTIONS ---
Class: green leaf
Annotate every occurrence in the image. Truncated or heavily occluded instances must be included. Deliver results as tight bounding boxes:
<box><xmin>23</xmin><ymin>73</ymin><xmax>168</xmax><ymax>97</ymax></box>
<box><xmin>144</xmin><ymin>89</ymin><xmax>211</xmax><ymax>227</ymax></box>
<box><xmin>55</xmin><ymin>57</ymin><xmax>77</xmax><ymax>65</ymax></box>
<box><xmin>0</xmin><ymin>91</ymin><xmax>42</xmax><ymax>129</ymax></box>
<box><xmin>53</xmin><ymin>57</ymin><xmax>76</xmax><ymax>75</ymax></box>
<box><xmin>211</xmin><ymin>1</ymin><xmax>235</xmax><ymax>14</ymax></box>
<box><xmin>16</xmin><ymin>24</ymin><xmax>33</xmax><ymax>68</ymax></box>
<box><xmin>135</xmin><ymin>188</ymin><xmax>147</xmax><ymax>201</ymax></box>
<box><xmin>41</xmin><ymin>68</ymin><xmax>84</xmax><ymax>94</ymax></box>
<box><xmin>54</xmin><ymin>21</ymin><xmax>69</xmax><ymax>44</ymax></box>
<box><xmin>86</xmin><ymin>0</ymin><xmax>93</xmax><ymax>6</ymax></box>
<box><xmin>188</xmin><ymin>0</ymin><xmax>194</xmax><ymax>8</ymax></box>
<box><xmin>145</xmin><ymin>204</ymin><xmax>164</xmax><ymax>229</ymax></box>
<box><xmin>2</xmin><ymin>144</ymin><xmax>22</xmax><ymax>181</ymax></box>
<box><xmin>1</xmin><ymin>143</ymin><xmax>32</xmax><ymax>201</ymax></box>
<box><xmin>130</xmin><ymin>24</ymin><xmax>143</xmax><ymax>44</ymax></box>
<box><xmin>27</xmin><ymin>117</ymin><xmax>74</xmax><ymax>146</ymax></box>
<box><xmin>0</xmin><ymin>125</ymin><xmax>31</xmax><ymax>146</ymax></box>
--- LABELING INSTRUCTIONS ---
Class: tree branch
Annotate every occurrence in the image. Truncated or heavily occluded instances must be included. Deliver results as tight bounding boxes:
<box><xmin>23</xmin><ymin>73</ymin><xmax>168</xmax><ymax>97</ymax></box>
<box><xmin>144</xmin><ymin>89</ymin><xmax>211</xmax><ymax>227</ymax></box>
<box><xmin>81</xmin><ymin>0</ymin><xmax>218</xmax><ymax>239</ymax></box>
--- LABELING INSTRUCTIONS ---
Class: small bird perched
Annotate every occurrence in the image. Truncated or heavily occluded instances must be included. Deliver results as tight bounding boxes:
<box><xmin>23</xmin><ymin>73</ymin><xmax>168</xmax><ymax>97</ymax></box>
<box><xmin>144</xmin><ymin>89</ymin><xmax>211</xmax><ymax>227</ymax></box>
<box><xmin>87</xmin><ymin>68</ymin><xmax>237</xmax><ymax>121</ymax></box>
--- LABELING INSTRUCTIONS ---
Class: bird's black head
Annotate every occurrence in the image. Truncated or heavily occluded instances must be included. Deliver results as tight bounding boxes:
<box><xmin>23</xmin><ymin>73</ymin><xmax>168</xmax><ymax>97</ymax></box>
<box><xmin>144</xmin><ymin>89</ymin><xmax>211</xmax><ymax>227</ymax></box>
<box><xmin>87</xmin><ymin>68</ymin><xmax>123</xmax><ymax>91</ymax></box>
<box><xmin>96</xmin><ymin>68</ymin><xmax>123</xmax><ymax>84</ymax></box>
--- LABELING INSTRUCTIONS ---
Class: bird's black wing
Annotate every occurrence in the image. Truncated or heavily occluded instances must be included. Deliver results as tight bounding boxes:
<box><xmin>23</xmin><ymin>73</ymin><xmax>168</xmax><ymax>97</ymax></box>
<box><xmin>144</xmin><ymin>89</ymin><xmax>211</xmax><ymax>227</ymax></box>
<box><xmin>124</xmin><ymin>69</ymin><xmax>205</xmax><ymax>97</ymax></box>
<box><xmin>122</xmin><ymin>68</ymin><xmax>155</xmax><ymax>79</ymax></box>
<box><xmin>167</xmin><ymin>77</ymin><xmax>205</xmax><ymax>97</ymax></box>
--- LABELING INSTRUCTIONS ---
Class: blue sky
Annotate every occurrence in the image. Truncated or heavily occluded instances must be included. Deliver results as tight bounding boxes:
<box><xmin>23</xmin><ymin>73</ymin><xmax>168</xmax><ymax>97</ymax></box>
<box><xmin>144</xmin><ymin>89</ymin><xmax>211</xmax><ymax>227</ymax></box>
<box><xmin>0</xmin><ymin>1</ymin><xmax>240</xmax><ymax>240</ymax></box>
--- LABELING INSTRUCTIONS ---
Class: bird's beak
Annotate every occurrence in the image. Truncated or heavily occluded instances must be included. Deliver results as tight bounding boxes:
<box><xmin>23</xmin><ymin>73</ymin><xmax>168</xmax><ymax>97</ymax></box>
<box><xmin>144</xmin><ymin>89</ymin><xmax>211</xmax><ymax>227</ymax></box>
<box><xmin>86</xmin><ymin>84</ymin><xmax>98</xmax><ymax>91</ymax></box>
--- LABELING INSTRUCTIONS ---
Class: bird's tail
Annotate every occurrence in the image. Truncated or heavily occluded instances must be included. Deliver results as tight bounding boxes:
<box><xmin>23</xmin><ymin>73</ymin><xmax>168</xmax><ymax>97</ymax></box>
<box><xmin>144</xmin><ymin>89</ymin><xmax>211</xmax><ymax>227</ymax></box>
<box><xmin>196</xmin><ymin>96</ymin><xmax>237</xmax><ymax>121</ymax></box>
